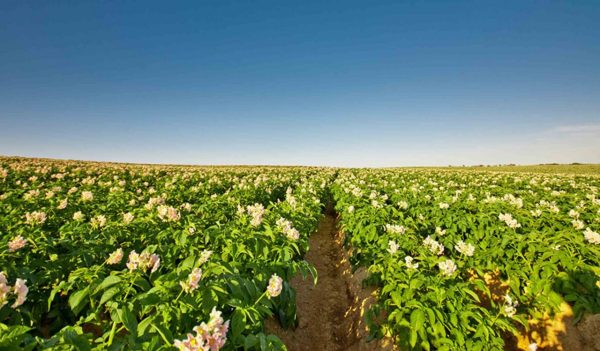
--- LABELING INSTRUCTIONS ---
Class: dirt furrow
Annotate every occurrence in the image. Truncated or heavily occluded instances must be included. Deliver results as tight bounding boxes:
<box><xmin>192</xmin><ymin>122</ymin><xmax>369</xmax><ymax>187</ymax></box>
<box><xmin>265</xmin><ymin>205</ymin><xmax>393</xmax><ymax>351</ymax></box>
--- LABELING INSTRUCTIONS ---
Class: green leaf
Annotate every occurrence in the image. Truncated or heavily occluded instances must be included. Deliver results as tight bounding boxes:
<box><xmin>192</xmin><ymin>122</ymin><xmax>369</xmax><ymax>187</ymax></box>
<box><xmin>62</xmin><ymin>327</ymin><xmax>91</xmax><ymax>351</ymax></box>
<box><xmin>68</xmin><ymin>287</ymin><xmax>90</xmax><ymax>315</ymax></box>
<box><xmin>118</xmin><ymin>305</ymin><xmax>138</xmax><ymax>336</ymax></box>
<box><xmin>95</xmin><ymin>275</ymin><xmax>122</xmax><ymax>293</ymax></box>
<box><xmin>410</xmin><ymin>309</ymin><xmax>426</xmax><ymax>333</ymax></box>
<box><xmin>100</xmin><ymin>286</ymin><xmax>121</xmax><ymax>305</ymax></box>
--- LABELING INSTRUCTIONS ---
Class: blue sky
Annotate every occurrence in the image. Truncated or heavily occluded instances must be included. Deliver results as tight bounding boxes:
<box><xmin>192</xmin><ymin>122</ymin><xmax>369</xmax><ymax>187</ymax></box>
<box><xmin>1</xmin><ymin>1</ymin><xmax>599</xmax><ymax>166</ymax></box>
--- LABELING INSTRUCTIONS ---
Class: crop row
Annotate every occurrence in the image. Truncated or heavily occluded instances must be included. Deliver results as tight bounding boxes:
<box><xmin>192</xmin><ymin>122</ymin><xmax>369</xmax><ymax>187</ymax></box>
<box><xmin>0</xmin><ymin>158</ymin><xmax>332</xmax><ymax>350</ymax></box>
<box><xmin>332</xmin><ymin>169</ymin><xmax>600</xmax><ymax>350</ymax></box>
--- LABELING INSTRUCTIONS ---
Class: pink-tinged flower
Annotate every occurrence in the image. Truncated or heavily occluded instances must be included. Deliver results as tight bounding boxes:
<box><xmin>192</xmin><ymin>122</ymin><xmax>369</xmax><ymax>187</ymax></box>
<box><xmin>81</xmin><ymin>191</ymin><xmax>93</xmax><ymax>201</ymax></box>
<box><xmin>11</xmin><ymin>278</ymin><xmax>28</xmax><ymax>308</ymax></box>
<box><xmin>266</xmin><ymin>274</ymin><xmax>283</xmax><ymax>299</ymax></box>
<box><xmin>149</xmin><ymin>254</ymin><xmax>160</xmax><ymax>273</ymax></box>
<box><xmin>174</xmin><ymin>307</ymin><xmax>230</xmax><ymax>351</ymax></box>
<box><xmin>8</xmin><ymin>235</ymin><xmax>27</xmax><ymax>252</ymax></box>
<box><xmin>106</xmin><ymin>248</ymin><xmax>124</xmax><ymax>265</ymax></box>
<box><xmin>180</xmin><ymin>268</ymin><xmax>203</xmax><ymax>293</ymax></box>
<box><xmin>126</xmin><ymin>251</ymin><xmax>140</xmax><ymax>271</ymax></box>
<box><xmin>57</xmin><ymin>198</ymin><xmax>68</xmax><ymax>209</ymax></box>
<box><xmin>157</xmin><ymin>205</ymin><xmax>181</xmax><ymax>222</ymax></box>
<box><xmin>25</xmin><ymin>211</ymin><xmax>47</xmax><ymax>225</ymax></box>
<box><xmin>127</xmin><ymin>250</ymin><xmax>160</xmax><ymax>273</ymax></box>
<box><xmin>0</xmin><ymin>272</ymin><xmax>9</xmax><ymax>308</ymax></box>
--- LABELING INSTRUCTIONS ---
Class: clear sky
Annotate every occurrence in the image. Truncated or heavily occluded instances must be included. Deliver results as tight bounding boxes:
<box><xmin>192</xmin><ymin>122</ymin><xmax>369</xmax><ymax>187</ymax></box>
<box><xmin>1</xmin><ymin>1</ymin><xmax>599</xmax><ymax>167</ymax></box>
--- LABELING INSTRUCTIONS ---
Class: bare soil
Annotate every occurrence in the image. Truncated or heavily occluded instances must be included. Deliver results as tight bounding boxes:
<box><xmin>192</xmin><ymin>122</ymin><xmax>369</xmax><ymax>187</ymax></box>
<box><xmin>265</xmin><ymin>207</ymin><xmax>394</xmax><ymax>351</ymax></box>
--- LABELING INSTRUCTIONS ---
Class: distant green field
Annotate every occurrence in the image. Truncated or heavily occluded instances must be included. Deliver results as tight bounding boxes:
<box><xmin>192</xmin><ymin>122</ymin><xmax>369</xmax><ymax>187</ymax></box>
<box><xmin>418</xmin><ymin>164</ymin><xmax>600</xmax><ymax>175</ymax></box>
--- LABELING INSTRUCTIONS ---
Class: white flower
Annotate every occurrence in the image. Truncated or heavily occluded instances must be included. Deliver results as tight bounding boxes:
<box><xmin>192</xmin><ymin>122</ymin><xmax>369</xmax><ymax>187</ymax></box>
<box><xmin>246</xmin><ymin>203</ymin><xmax>265</xmax><ymax>227</ymax></box>
<box><xmin>385</xmin><ymin>224</ymin><xmax>405</xmax><ymax>235</ymax></box>
<box><xmin>583</xmin><ymin>228</ymin><xmax>600</xmax><ymax>245</ymax></box>
<box><xmin>438</xmin><ymin>259</ymin><xmax>457</xmax><ymax>276</ymax></box>
<box><xmin>81</xmin><ymin>191</ymin><xmax>94</xmax><ymax>202</ymax></box>
<box><xmin>347</xmin><ymin>205</ymin><xmax>355</xmax><ymax>213</ymax></box>
<box><xmin>423</xmin><ymin>236</ymin><xmax>444</xmax><ymax>256</ymax></box>
<box><xmin>528</xmin><ymin>343</ymin><xmax>538</xmax><ymax>351</ymax></box>
<box><xmin>435</xmin><ymin>227</ymin><xmax>446</xmax><ymax>236</ymax></box>
<box><xmin>404</xmin><ymin>256</ymin><xmax>419</xmax><ymax>269</ymax></box>
<box><xmin>568</xmin><ymin>209</ymin><xmax>579</xmax><ymax>218</ymax></box>
<box><xmin>572</xmin><ymin>219</ymin><xmax>585</xmax><ymax>230</ymax></box>
<box><xmin>439</xmin><ymin>202</ymin><xmax>449</xmax><ymax>209</ymax></box>
<box><xmin>503</xmin><ymin>294</ymin><xmax>518</xmax><ymax>317</ymax></box>
<box><xmin>198</xmin><ymin>250</ymin><xmax>212</xmax><ymax>265</ymax></box>
<box><xmin>266</xmin><ymin>274</ymin><xmax>283</xmax><ymax>298</ymax></box>
<box><xmin>454</xmin><ymin>240</ymin><xmax>475</xmax><ymax>257</ymax></box>
<box><xmin>499</xmin><ymin>213</ymin><xmax>521</xmax><ymax>229</ymax></box>
<box><xmin>123</xmin><ymin>212</ymin><xmax>134</xmax><ymax>225</ymax></box>
<box><xmin>387</xmin><ymin>240</ymin><xmax>399</xmax><ymax>255</ymax></box>
<box><xmin>91</xmin><ymin>215</ymin><xmax>107</xmax><ymax>228</ymax></box>
<box><xmin>73</xmin><ymin>211</ymin><xmax>85</xmax><ymax>221</ymax></box>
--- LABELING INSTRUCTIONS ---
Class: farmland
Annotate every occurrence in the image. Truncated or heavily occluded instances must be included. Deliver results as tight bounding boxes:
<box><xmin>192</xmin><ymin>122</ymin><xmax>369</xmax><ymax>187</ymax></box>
<box><xmin>1</xmin><ymin>157</ymin><xmax>600</xmax><ymax>350</ymax></box>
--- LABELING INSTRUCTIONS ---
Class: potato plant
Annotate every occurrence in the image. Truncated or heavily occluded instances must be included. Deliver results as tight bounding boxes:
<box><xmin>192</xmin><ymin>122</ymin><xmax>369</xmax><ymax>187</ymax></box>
<box><xmin>332</xmin><ymin>169</ymin><xmax>600</xmax><ymax>350</ymax></box>
<box><xmin>0</xmin><ymin>158</ymin><xmax>331</xmax><ymax>350</ymax></box>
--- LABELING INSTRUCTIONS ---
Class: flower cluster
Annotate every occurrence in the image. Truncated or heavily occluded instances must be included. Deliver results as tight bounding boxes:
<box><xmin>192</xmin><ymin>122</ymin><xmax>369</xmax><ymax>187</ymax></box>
<box><xmin>572</xmin><ymin>219</ymin><xmax>585</xmax><ymax>230</ymax></box>
<box><xmin>73</xmin><ymin>211</ymin><xmax>85</xmax><ymax>221</ymax></box>
<box><xmin>0</xmin><ymin>272</ymin><xmax>28</xmax><ymax>309</ymax></box>
<box><xmin>438</xmin><ymin>259</ymin><xmax>457</xmax><ymax>276</ymax></box>
<box><xmin>81</xmin><ymin>191</ymin><xmax>94</xmax><ymax>201</ymax></box>
<box><xmin>276</xmin><ymin>217</ymin><xmax>300</xmax><ymax>240</ymax></box>
<box><xmin>123</xmin><ymin>212</ymin><xmax>134</xmax><ymax>225</ymax></box>
<box><xmin>106</xmin><ymin>248</ymin><xmax>124</xmax><ymax>265</ymax></box>
<box><xmin>198</xmin><ymin>250</ymin><xmax>213</xmax><ymax>265</ymax></box>
<box><xmin>246</xmin><ymin>203</ymin><xmax>265</xmax><ymax>227</ymax></box>
<box><xmin>404</xmin><ymin>256</ymin><xmax>419</xmax><ymax>269</ymax></box>
<box><xmin>499</xmin><ymin>213</ymin><xmax>521</xmax><ymax>229</ymax></box>
<box><xmin>583</xmin><ymin>228</ymin><xmax>600</xmax><ymax>245</ymax></box>
<box><xmin>25</xmin><ymin>211</ymin><xmax>47</xmax><ymax>225</ymax></box>
<box><xmin>91</xmin><ymin>214</ymin><xmax>107</xmax><ymax>229</ymax></box>
<box><xmin>387</xmin><ymin>240</ymin><xmax>399</xmax><ymax>255</ymax></box>
<box><xmin>173</xmin><ymin>307</ymin><xmax>230</xmax><ymax>351</ymax></box>
<box><xmin>8</xmin><ymin>235</ymin><xmax>27</xmax><ymax>252</ymax></box>
<box><xmin>57</xmin><ymin>198</ymin><xmax>68</xmax><ymax>209</ymax></box>
<box><xmin>423</xmin><ymin>236</ymin><xmax>444</xmax><ymax>255</ymax></box>
<box><xmin>385</xmin><ymin>224</ymin><xmax>405</xmax><ymax>235</ymax></box>
<box><xmin>266</xmin><ymin>274</ymin><xmax>283</xmax><ymax>299</ymax></box>
<box><xmin>180</xmin><ymin>268</ymin><xmax>203</xmax><ymax>293</ymax></box>
<box><xmin>503</xmin><ymin>294</ymin><xmax>518</xmax><ymax>318</ymax></box>
<box><xmin>157</xmin><ymin>205</ymin><xmax>181</xmax><ymax>222</ymax></box>
<box><xmin>126</xmin><ymin>250</ymin><xmax>160</xmax><ymax>273</ymax></box>
<box><xmin>454</xmin><ymin>240</ymin><xmax>475</xmax><ymax>257</ymax></box>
